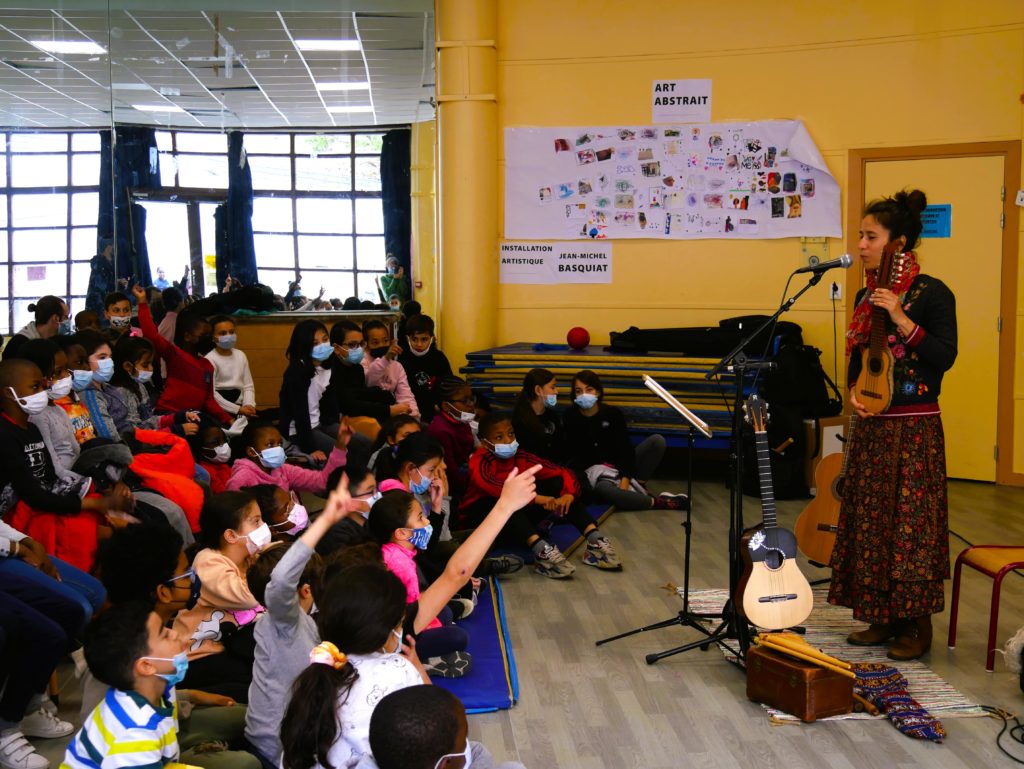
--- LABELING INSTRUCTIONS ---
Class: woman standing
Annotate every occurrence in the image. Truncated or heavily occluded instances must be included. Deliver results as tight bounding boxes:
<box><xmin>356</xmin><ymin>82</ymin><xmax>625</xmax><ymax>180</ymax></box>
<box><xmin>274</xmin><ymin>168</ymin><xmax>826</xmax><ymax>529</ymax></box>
<box><xmin>829</xmin><ymin>189</ymin><xmax>957</xmax><ymax>661</ymax></box>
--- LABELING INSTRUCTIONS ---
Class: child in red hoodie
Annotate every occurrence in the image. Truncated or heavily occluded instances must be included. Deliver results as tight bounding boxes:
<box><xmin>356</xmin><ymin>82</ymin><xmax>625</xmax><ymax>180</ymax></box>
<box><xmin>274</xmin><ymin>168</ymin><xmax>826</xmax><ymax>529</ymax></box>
<box><xmin>459</xmin><ymin>411</ymin><xmax>621</xmax><ymax>578</ymax></box>
<box><xmin>132</xmin><ymin>285</ymin><xmax>233</xmax><ymax>427</ymax></box>
<box><xmin>195</xmin><ymin>424</ymin><xmax>233</xmax><ymax>493</ymax></box>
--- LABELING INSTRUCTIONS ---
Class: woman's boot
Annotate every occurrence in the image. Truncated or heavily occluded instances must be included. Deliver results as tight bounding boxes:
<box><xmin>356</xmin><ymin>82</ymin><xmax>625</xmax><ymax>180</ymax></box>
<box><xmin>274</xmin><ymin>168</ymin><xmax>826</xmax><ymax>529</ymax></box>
<box><xmin>847</xmin><ymin>623</ymin><xmax>897</xmax><ymax>645</ymax></box>
<box><xmin>887</xmin><ymin>615</ymin><xmax>932</xmax><ymax>660</ymax></box>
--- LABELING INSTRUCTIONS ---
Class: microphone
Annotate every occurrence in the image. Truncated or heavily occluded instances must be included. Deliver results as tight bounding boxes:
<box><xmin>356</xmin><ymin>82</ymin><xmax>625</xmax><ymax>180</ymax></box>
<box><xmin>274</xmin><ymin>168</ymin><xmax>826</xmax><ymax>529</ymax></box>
<box><xmin>794</xmin><ymin>254</ymin><xmax>853</xmax><ymax>274</ymax></box>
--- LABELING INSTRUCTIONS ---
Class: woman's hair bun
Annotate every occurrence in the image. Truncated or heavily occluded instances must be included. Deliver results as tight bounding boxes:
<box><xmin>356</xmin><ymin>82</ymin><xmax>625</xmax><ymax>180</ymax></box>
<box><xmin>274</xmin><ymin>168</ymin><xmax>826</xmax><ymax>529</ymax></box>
<box><xmin>895</xmin><ymin>188</ymin><xmax>927</xmax><ymax>215</ymax></box>
<box><xmin>27</xmin><ymin>303</ymin><xmax>37</xmax><ymax>312</ymax></box>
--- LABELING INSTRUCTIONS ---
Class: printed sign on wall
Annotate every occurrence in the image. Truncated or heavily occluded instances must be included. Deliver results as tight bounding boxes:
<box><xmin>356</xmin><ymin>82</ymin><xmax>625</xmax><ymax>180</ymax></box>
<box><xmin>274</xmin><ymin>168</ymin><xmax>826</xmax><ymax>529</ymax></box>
<box><xmin>499</xmin><ymin>242</ymin><xmax>612</xmax><ymax>284</ymax></box>
<box><xmin>504</xmin><ymin>120</ymin><xmax>841</xmax><ymax>241</ymax></box>
<box><xmin>652</xmin><ymin>79</ymin><xmax>711</xmax><ymax>124</ymax></box>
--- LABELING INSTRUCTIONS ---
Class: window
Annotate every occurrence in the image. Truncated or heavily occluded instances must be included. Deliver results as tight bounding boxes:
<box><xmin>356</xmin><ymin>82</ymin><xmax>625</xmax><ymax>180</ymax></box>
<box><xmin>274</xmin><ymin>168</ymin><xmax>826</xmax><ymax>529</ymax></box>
<box><xmin>241</xmin><ymin>132</ymin><xmax>386</xmax><ymax>302</ymax></box>
<box><xmin>0</xmin><ymin>131</ymin><xmax>101</xmax><ymax>335</ymax></box>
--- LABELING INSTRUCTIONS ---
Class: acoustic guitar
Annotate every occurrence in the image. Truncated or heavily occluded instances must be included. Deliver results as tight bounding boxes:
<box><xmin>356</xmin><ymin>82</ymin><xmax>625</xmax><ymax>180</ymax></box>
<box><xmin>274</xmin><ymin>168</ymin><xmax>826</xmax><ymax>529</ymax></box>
<box><xmin>736</xmin><ymin>395</ymin><xmax>814</xmax><ymax>631</ymax></box>
<box><xmin>794</xmin><ymin>415</ymin><xmax>858</xmax><ymax>565</ymax></box>
<box><xmin>852</xmin><ymin>243</ymin><xmax>910</xmax><ymax>415</ymax></box>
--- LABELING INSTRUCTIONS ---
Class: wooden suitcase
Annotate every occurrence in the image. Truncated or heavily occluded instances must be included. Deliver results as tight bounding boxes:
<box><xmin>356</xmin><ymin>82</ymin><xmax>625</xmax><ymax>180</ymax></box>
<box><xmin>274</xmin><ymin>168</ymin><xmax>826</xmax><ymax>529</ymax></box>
<box><xmin>745</xmin><ymin>645</ymin><xmax>853</xmax><ymax>722</ymax></box>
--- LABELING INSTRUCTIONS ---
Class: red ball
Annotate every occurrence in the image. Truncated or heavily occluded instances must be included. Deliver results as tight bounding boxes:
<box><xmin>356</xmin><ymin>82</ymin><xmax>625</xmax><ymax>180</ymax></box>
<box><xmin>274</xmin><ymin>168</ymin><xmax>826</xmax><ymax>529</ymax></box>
<box><xmin>566</xmin><ymin>327</ymin><xmax>590</xmax><ymax>350</ymax></box>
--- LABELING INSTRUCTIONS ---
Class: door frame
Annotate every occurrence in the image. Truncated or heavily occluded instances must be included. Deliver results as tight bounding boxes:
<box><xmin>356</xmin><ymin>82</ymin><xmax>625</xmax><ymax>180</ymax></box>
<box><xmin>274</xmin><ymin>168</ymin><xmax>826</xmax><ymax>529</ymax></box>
<box><xmin>847</xmin><ymin>141</ymin><xmax>1022</xmax><ymax>486</ymax></box>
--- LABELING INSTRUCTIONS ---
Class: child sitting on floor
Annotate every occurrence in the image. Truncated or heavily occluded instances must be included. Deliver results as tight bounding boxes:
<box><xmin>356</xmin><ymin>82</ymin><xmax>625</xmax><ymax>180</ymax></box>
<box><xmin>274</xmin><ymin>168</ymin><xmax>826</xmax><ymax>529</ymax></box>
<box><xmin>279</xmin><ymin>319</ymin><xmax>341</xmax><ymax>464</ymax></box>
<box><xmin>226</xmin><ymin>420</ymin><xmax>349</xmax><ymax>494</ymax></box>
<box><xmin>206</xmin><ymin>315</ymin><xmax>257</xmax><ymax>418</ymax></box>
<box><xmin>243</xmin><ymin>484</ymin><xmax>309</xmax><ymax>541</ymax></box>
<box><xmin>397</xmin><ymin>314</ymin><xmax>453</xmax><ymax>422</ymax></box>
<box><xmin>367</xmin><ymin>414</ymin><xmax>421</xmax><ymax>477</ymax></box>
<box><xmin>460</xmin><ymin>411</ymin><xmax>621</xmax><ymax>578</ymax></box>
<box><xmin>426</xmin><ymin>377</ymin><xmax>477</xmax><ymax>500</ymax></box>
<box><xmin>316</xmin><ymin>465</ymin><xmax>377</xmax><ymax>556</ymax></box>
<box><xmin>195</xmin><ymin>424</ymin><xmax>233</xmax><ymax>493</ymax></box>
<box><xmin>362</xmin><ymin>320</ymin><xmax>419</xmax><ymax>419</ymax></box>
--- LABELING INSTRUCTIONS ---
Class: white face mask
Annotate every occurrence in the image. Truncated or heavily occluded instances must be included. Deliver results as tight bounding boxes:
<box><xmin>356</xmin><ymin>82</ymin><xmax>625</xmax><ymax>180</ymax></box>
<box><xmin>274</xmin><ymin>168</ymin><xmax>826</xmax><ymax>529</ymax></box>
<box><xmin>9</xmin><ymin>387</ymin><xmax>49</xmax><ymax>416</ymax></box>
<box><xmin>47</xmin><ymin>375</ymin><xmax>73</xmax><ymax>400</ymax></box>
<box><xmin>242</xmin><ymin>522</ymin><xmax>272</xmax><ymax>555</ymax></box>
<box><xmin>207</xmin><ymin>443</ymin><xmax>231</xmax><ymax>464</ymax></box>
<box><xmin>407</xmin><ymin>337</ymin><xmax>433</xmax><ymax>357</ymax></box>
<box><xmin>433</xmin><ymin>742</ymin><xmax>472</xmax><ymax>769</ymax></box>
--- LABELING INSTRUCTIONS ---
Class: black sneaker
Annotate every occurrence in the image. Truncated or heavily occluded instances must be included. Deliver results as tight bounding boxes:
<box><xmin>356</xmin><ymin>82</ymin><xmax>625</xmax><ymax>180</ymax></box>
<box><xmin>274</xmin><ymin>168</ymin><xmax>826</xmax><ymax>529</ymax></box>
<box><xmin>478</xmin><ymin>554</ymin><xmax>526</xmax><ymax>576</ymax></box>
<box><xmin>653</xmin><ymin>492</ymin><xmax>689</xmax><ymax>511</ymax></box>
<box><xmin>424</xmin><ymin>651</ymin><xmax>473</xmax><ymax>678</ymax></box>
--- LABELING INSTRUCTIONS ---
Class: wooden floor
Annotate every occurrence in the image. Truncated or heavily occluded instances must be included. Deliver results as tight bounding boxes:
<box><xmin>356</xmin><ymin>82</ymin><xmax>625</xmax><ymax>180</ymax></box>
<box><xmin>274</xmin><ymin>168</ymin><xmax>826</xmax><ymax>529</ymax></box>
<box><xmin>33</xmin><ymin>475</ymin><xmax>1024</xmax><ymax>768</ymax></box>
<box><xmin>470</xmin><ymin>475</ymin><xmax>1024</xmax><ymax>769</ymax></box>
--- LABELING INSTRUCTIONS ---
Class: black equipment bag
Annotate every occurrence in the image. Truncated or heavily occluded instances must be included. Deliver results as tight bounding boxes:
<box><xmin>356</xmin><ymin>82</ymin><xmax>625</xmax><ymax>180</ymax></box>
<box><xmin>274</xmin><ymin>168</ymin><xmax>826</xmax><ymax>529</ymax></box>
<box><xmin>764</xmin><ymin>343</ymin><xmax>843</xmax><ymax>419</ymax></box>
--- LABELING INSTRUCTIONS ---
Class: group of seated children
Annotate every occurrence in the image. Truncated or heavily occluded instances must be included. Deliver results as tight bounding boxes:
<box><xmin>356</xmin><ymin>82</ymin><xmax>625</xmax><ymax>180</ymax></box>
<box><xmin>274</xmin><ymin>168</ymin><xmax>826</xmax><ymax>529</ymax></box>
<box><xmin>0</xmin><ymin>286</ymin><xmax>674</xmax><ymax>769</ymax></box>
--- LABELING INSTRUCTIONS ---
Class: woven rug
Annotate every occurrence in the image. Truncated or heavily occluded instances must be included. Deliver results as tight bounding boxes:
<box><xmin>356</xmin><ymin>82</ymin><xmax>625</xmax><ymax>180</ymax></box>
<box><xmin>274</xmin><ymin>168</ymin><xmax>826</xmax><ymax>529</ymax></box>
<box><xmin>683</xmin><ymin>587</ymin><xmax>988</xmax><ymax>723</ymax></box>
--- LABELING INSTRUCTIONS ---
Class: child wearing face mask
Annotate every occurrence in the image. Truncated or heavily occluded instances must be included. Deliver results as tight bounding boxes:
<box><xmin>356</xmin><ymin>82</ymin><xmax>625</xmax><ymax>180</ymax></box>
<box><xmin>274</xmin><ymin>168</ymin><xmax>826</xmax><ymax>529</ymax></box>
<box><xmin>103</xmin><ymin>291</ymin><xmax>137</xmax><ymax>339</ymax></box>
<box><xmin>227</xmin><ymin>420</ymin><xmax>351</xmax><ymax>494</ymax></box>
<box><xmin>426</xmin><ymin>377</ymin><xmax>478</xmax><ymax>500</ymax></box>
<box><xmin>511</xmin><ymin>368</ymin><xmax>568</xmax><ymax>464</ymax></box>
<box><xmin>242</xmin><ymin>484</ymin><xmax>310</xmax><ymax>542</ymax></box>
<box><xmin>106</xmin><ymin>336</ymin><xmax>181</xmax><ymax>436</ymax></box>
<box><xmin>361</xmin><ymin>320</ymin><xmax>419</xmax><ymax>419</ymax></box>
<box><xmin>563</xmin><ymin>369</ymin><xmax>684</xmax><ymax>512</ymax></box>
<box><xmin>397</xmin><ymin>314</ymin><xmax>453</xmax><ymax>422</ymax></box>
<box><xmin>280</xmin><ymin>466</ymin><xmax>540</xmax><ymax>769</ymax></box>
<box><xmin>316</xmin><ymin>465</ymin><xmax>377</xmax><ymax>556</ymax></box>
<box><xmin>52</xmin><ymin>337</ymin><xmax>99</xmax><ymax>447</ymax></box>
<box><xmin>280</xmin><ymin>319</ymin><xmax>343</xmax><ymax>464</ymax></box>
<box><xmin>206</xmin><ymin>316</ymin><xmax>257</xmax><ymax>419</ymax></box>
<box><xmin>460</xmin><ymin>411</ymin><xmax>622</xmax><ymax>578</ymax></box>
<box><xmin>329</xmin><ymin>321</ymin><xmax>405</xmax><ymax>427</ymax></box>
<box><xmin>195</xmin><ymin>425</ymin><xmax>233</xmax><ymax>493</ymax></box>
<box><xmin>73</xmin><ymin>329</ymin><xmax>123</xmax><ymax>441</ymax></box>
<box><xmin>132</xmin><ymin>285</ymin><xmax>234</xmax><ymax>427</ymax></box>
<box><xmin>243</xmin><ymin>476</ymin><xmax>352</xmax><ymax>767</ymax></box>
<box><xmin>172</xmin><ymin>492</ymin><xmax>266</xmax><ymax>669</ymax></box>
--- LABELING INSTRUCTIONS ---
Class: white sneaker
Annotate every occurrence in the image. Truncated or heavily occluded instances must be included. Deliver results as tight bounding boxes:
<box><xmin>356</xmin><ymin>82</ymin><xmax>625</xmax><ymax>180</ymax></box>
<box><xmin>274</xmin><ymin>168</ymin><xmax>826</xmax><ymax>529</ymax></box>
<box><xmin>19</xmin><ymin>709</ymin><xmax>73</xmax><ymax>739</ymax></box>
<box><xmin>0</xmin><ymin>731</ymin><xmax>49</xmax><ymax>769</ymax></box>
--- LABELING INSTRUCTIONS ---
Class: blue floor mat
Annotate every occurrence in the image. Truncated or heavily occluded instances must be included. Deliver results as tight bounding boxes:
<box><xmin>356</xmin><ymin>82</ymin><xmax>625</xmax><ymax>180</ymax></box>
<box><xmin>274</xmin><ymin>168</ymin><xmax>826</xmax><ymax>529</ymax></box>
<box><xmin>489</xmin><ymin>503</ymin><xmax>613</xmax><ymax>563</ymax></box>
<box><xmin>433</xmin><ymin>577</ymin><xmax>518</xmax><ymax>713</ymax></box>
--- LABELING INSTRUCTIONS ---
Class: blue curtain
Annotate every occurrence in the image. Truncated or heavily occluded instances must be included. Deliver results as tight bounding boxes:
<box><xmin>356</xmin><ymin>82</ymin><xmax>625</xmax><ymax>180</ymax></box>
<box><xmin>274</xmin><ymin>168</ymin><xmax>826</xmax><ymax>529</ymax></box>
<box><xmin>215</xmin><ymin>131</ymin><xmax>257</xmax><ymax>290</ymax></box>
<box><xmin>97</xmin><ymin>127</ymin><xmax>158</xmax><ymax>289</ymax></box>
<box><xmin>381</xmin><ymin>128</ymin><xmax>412</xmax><ymax>274</ymax></box>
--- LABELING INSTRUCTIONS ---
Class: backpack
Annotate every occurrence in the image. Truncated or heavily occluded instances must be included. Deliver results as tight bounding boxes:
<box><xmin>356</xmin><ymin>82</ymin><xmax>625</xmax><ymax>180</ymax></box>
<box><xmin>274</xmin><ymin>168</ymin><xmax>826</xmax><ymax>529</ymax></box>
<box><xmin>764</xmin><ymin>343</ymin><xmax>843</xmax><ymax>419</ymax></box>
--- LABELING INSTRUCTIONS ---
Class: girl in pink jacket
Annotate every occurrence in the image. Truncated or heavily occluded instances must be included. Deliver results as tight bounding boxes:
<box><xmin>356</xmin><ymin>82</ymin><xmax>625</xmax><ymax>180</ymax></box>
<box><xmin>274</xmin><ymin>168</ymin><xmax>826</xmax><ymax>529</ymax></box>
<box><xmin>226</xmin><ymin>420</ymin><xmax>350</xmax><ymax>494</ymax></box>
<box><xmin>362</xmin><ymin>320</ymin><xmax>419</xmax><ymax>418</ymax></box>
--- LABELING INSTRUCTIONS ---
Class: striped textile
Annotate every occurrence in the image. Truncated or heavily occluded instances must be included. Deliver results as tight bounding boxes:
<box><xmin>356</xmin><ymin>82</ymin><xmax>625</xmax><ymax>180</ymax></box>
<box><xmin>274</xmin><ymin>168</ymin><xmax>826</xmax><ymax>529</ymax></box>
<box><xmin>61</xmin><ymin>686</ymin><xmax>179</xmax><ymax>769</ymax></box>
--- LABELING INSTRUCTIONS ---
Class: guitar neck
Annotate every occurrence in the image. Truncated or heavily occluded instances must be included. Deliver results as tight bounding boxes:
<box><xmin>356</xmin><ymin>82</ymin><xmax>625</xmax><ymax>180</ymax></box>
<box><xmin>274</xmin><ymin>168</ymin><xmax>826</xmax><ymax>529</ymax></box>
<box><xmin>754</xmin><ymin>430</ymin><xmax>778</xmax><ymax>529</ymax></box>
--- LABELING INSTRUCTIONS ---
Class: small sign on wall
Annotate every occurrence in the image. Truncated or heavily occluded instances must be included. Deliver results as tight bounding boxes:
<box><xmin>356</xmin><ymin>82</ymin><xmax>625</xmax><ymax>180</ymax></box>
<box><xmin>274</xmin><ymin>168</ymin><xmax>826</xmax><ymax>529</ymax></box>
<box><xmin>652</xmin><ymin>79</ymin><xmax>711</xmax><ymax>124</ymax></box>
<box><xmin>499</xmin><ymin>242</ymin><xmax>612</xmax><ymax>285</ymax></box>
<box><xmin>921</xmin><ymin>204</ymin><xmax>951</xmax><ymax>238</ymax></box>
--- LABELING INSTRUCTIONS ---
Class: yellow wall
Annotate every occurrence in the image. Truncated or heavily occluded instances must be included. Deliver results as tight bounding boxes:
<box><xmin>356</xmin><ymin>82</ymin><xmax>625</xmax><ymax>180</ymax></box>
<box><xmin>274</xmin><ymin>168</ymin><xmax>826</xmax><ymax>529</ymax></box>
<box><xmin>410</xmin><ymin>119</ymin><xmax>438</xmax><ymax>322</ymax></box>
<box><xmin>472</xmin><ymin>0</ymin><xmax>1024</xmax><ymax>475</ymax></box>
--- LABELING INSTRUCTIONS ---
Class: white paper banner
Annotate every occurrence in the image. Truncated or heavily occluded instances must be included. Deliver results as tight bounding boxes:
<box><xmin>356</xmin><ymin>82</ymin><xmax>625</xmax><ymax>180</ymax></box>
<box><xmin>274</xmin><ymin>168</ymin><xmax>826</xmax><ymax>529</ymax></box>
<box><xmin>504</xmin><ymin>120</ymin><xmax>841</xmax><ymax>241</ymax></box>
<box><xmin>499</xmin><ymin>242</ymin><xmax>612</xmax><ymax>284</ymax></box>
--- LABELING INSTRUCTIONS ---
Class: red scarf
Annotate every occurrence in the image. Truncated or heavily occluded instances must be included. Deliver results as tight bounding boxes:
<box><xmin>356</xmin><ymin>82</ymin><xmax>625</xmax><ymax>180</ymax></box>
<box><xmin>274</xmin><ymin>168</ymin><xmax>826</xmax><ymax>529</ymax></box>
<box><xmin>845</xmin><ymin>251</ymin><xmax>920</xmax><ymax>354</ymax></box>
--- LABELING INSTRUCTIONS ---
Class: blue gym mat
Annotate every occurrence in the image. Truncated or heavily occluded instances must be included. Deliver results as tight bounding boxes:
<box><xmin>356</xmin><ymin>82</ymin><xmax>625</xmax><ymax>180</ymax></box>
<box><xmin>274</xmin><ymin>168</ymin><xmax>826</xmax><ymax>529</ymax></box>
<box><xmin>433</xmin><ymin>576</ymin><xmax>519</xmax><ymax>713</ymax></box>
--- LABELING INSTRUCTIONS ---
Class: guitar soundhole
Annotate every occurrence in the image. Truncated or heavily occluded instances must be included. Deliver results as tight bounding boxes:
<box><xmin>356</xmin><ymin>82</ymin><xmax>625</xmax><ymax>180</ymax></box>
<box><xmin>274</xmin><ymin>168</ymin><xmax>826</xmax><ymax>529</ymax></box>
<box><xmin>868</xmin><ymin>358</ymin><xmax>882</xmax><ymax>375</ymax></box>
<box><xmin>764</xmin><ymin>548</ymin><xmax>784</xmax><ymax>570</ymax></box>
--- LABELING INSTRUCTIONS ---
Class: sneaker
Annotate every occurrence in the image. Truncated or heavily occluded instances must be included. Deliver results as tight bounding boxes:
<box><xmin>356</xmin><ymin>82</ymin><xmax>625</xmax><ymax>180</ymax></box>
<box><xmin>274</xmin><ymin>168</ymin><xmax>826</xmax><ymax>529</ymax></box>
<box><xmin>0</xmin><ymin>731</ymin><xmax>48</xmax><ymax>769</ymax></box>
<box><xmin>479</xmin><ymin>554</ymin><xmax>525</xmax><ymax>577</ymax></box>
<box><xmin>423</xmin><ymin>651</ymin><xmax>473</xmax><ymax>679</ymax></box>
<box><xmin>19</xmin><ymin>709</ymin><xmax>73</xmax><ymax>740</ymax></box>
<box><xmin>653</xmin><ymin>492</ymin><xmax>689</xmax><ymax>511</ymax></box>
<box><xmin>582</xmin><ymin>537</ymin><xmax>622</xmax><ymax>570</ymax></box>
<box><xmin>532</xmin><ymin>543</ymin><xmax>576</xmax><ymax>579</ymax></box>
<box><xmin>447</xmin><ymin>597</ymin><xmax>475</xmax><ymax>621</ymax></box>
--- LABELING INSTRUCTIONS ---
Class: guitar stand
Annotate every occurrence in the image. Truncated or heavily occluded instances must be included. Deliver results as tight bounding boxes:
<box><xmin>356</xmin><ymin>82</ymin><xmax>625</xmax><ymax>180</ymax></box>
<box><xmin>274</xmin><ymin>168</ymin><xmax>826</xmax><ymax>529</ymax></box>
<box><xmin>596</xmin><ymin>426</ymin><xmax>749</xmax><ymax>665</ymax></box>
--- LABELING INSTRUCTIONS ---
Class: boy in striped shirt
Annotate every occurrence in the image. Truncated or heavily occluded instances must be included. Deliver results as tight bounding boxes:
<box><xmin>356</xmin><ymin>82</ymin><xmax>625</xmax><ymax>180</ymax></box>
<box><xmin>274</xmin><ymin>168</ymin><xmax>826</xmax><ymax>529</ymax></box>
<box><xmin>62</xmin><ymin>602</ymin><xmax>185</xmax><ymax>769</ymax></box>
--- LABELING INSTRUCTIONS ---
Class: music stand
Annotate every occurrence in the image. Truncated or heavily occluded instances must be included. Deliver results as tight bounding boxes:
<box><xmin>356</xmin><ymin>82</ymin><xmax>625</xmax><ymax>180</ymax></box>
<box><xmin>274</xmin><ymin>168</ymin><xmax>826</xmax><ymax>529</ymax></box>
<box><xmin>596</xmin><ymin>376</ymin><xmax>743</xmax><ymax>665</ymax></box>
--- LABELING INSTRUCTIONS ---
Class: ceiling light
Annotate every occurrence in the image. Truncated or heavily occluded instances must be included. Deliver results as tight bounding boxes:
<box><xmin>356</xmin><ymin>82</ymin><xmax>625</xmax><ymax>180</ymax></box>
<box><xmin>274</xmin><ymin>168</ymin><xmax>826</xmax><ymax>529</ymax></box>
<box><xmin>132</xmin><ymin>104</ymin><xmax>185</xmax><ymax>113</ymax></box>
<box><xmin>30</xmin><ymin>40</ymin><xmax>106</xmax><ymax>55</ymax></box>
<box><xmin>316</xmin><ymin>81</ymin><xmax>371</xmax><ymax>92</ymax></box>
<box><xmin>326</xmin><ymin>105</ymin><xmax>374</xmax><ymax>113</ymax></box>
<box><xmin>112</xmin><ymin>82</ymin><xmax>152</xmax><ymax>91</ymax></box>
<box><xmin>294</xmin><ymin>39</ymin><xmax>361</xmax><ymax>52</ymax></box>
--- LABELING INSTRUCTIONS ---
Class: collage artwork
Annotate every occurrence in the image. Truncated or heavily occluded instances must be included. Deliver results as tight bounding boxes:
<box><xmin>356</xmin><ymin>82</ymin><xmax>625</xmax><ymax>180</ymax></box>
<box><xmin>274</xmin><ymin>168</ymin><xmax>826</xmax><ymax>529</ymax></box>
<box><xmin>504</xmin><ymin>120</ymin><xmax>842</xmax><ymax>241</ymax></box>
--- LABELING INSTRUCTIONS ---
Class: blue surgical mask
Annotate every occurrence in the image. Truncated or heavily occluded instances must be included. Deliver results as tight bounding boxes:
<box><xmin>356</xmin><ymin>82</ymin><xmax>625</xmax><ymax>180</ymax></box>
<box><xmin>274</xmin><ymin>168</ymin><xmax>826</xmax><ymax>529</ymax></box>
<box><xmin>58</xmin><ymin>319</ymin><xmax>73</xmax><ymax>335</ymax></box>
<box><xmin>72</xmin><ymin>369</ymin><xmax>94</xmax><ymax>391</ymax></box>
<box><xmin>409</xmin><ymin>467</ymin><xmax>432</xmax><ymax>495</ymax></box>
<box><xmin>143</xmin><ymin>651</ymin><xmax>189</xmax><ymax>687</ymax></box>
<box><xmin>407</xmin><ymin>524</ymin><xmax>433</xmax><ymax>550</ymax></box>
<box><xmin>94</xmin><ymin>357</ymin><xmax>115</xmax><ymax>383</ymax></box>
<box><xmin>216</xmin><ymin>334</ymin><xmax>237</xmax><ymax>350</ymax></box>
<box><xmin>575</xmin><ymin>393</ymin><xmax>599</xmax><ymax>410</ymax></box>
<box><xmin>258</xmin><ymin>446</ymin><xmax>287</xmax><ymax>469</ymax></box>
<box><xmin>491</xmin><ymin>440</ymin><xmax>519</xmax><ymax>459</ymax></box>
<box><xmin>311</xmin><ymin>342</ymin><xmax>334</xmax><ymax>361</ymax></box>
<box><xmin>347</xmin><ymin>347</ymin><xmax>365</xmax><ymax>365</ymax></box>
<box><xmin>133</xmin><ymin>369</ymin><xmax>154</xmax><ymax>384</ymax></box>
<box><xmin>544</xmin><ymin>393</ymin><xmax>557</xmax><ymax>408</ymax></box>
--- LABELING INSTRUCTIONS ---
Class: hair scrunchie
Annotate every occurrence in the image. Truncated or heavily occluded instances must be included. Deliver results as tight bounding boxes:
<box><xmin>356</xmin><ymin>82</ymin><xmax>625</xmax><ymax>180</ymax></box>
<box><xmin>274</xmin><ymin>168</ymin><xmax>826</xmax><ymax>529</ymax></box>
<box><xmin>309</xmin><ymin>641</ymin><xmax>348</xmax><ymax>669</ymax></box>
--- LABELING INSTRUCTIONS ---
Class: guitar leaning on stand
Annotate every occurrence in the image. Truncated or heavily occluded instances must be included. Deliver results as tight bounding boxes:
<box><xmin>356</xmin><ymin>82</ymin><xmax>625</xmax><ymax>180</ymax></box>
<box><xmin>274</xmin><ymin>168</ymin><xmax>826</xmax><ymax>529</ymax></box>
<box><xmin>851</xmin><ymin>242</ymin><xmax>910</xmax><ymax>415</ymax></box>
<box><xmin>735</xmin><ymin>394</ymin><xmax>814</xmax><ymax>631</ymax></box>
<box><xmin>794</xmin><ymin>415</ymin><xmax>858</xmax><ymax>566</ymax></box>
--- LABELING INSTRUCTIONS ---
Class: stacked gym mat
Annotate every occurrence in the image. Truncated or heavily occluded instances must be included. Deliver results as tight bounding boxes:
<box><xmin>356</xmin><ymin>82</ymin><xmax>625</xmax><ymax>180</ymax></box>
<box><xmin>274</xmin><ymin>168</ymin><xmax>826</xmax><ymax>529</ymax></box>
<box><xmin>461</xmin><ymin>343</ymin><xmax>758</xmax><ymax>449</ymax></box>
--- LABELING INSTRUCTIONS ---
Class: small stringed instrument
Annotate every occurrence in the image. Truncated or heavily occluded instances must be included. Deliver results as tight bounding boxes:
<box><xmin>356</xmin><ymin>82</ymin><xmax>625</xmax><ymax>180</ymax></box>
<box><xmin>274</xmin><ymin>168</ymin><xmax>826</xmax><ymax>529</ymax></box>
<box><xmin>736</xmin><ymin>395</ymin><xmax>814</xmax><ymax>630</ymax></box>
<box><xmin>852</xmin><ymin>243</ymin><xmax>909</xmax><ymax>415</ymax></box>
<box><xmin>794</xmin><ymin>415</ymin><xmax>858</xmax><ymax>565</ymax></box>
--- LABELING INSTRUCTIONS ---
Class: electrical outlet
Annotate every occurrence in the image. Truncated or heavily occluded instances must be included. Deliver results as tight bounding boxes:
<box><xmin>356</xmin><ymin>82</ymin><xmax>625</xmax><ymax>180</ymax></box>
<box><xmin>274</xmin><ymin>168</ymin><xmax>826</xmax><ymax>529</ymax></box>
<box><xmin>830</xmin><ymin>282</ymin><xmax>841</xmax><ymax>300</ymax></box>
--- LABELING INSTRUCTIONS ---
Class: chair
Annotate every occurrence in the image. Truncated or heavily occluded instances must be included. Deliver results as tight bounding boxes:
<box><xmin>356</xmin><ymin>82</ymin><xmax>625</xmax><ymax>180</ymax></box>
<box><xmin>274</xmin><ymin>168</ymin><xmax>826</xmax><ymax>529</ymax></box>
<box><xmin>947</xmin><ymin>545</ymin><xmax>1024</xmax><ymax>671</ymax></box>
